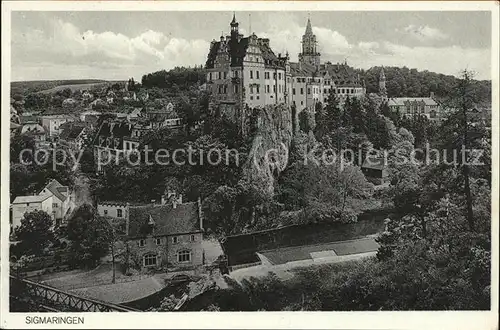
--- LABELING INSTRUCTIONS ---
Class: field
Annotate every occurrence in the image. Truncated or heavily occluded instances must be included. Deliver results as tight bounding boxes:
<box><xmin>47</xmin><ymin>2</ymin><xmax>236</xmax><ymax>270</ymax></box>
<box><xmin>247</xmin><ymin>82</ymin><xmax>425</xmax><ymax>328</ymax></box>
<box><xmin>11</xmin><ymin>79</ymin><xmax>124</xmax><ymax>95</ymax></box>
<box><xmin>36</xmin><ymin>82</ymin><xmax>111</xmax><ymax>94</ymax></box>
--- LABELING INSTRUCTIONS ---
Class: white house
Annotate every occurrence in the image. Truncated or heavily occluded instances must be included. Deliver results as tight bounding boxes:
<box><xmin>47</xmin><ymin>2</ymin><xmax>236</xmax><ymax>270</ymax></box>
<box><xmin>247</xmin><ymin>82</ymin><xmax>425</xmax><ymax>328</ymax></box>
<box><xmin>39</xmin><ymin>179</ymin><xmax>74</xmax><ymax>226</ymax></box>
<box><xmin>41</xmin><ymin>114</ymin><xmax>75</xmax><ymax>137</ymax></box>
<box><xmin>11</xmin><ymin>194</ymin><xmax>54</xmax><ymax>232</ymax></box>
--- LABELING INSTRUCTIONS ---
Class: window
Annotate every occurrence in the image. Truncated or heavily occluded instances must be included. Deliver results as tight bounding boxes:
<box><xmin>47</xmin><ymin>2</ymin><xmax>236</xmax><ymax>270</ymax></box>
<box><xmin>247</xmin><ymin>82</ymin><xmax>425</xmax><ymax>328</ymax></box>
<box><xmin>209</xmin><ymin>72</ymin><xmax>212</xmax><ymax>80</ymax></box>
<box><xmin>117</xmin><ymin>209</ymin><xmax>123</xmax><ymax>218</ymax></box>
<box><xmin>26</xmin><ymin>203</ymin><xmax>30</xmax><ymax>207</ymax></box>
<box><xmin>177</xmin><ymin>250</ymin><xmax>191</xmax><ymax>263</ymax></box>
<box><xmin>256</xmin><ymin>71</ymin><xmax>260</xmax><ymax>79</ymax></box>
<box><xmin>144</xmin><ymin>254</ymin><xmax>157</xmax><ymax>267</ymax></box>
<box><xmin>301</xmin><ymin>101</ymin><xmax>304</xmax><ymax>105</ymax></box>
<box><xmin>190</xmin><ymin>234</ymin><xmax>195</xmax><ymax>242</ymax></box>
<box><xmin>250</xmin><ymin>70</ymin><xmax>253</xmax><ymax>79</ymax></box>
<box><xmin>156</xmin><ymin>238</ymin><xmax>161</xmax><ymax>245</ymax></box>
<box><xmin>250</xmin><ymin>96</ymin><xmax>254</xmax><ymax>100</ymax></box>
<box><xmin>234</xmin><ymin>85</ymin><xmax>239</xmax><ymax>93</ymax></box>
<box><xmin>250</xmin><ymin>86</ymin><xmax>253</xmax><ymax>94</ymax></box>
<box><xmin>300</xmin><ymin>88</ymin><xmax>304</xmax><ymax>95</ymax></box>
<box><xmin>278</xmin><ymin>73</ymin><xmax>282</xmax><ymax>80</ymax></box>
<box><xmin>256</xmin><ymin>85</ymin><xmax>260</xmax><ymax>94</ymax></box>
<box><xmin>266</xmin><ymin>85</ymin><xmax>270</xmax><ymax>93</ymax></box>
<box><xmin>139</xmin><ymin>239</ymin><xmax>146</xmax><ymax>247</ymax></box>
<box><xmin>273</xmin><ymin>73</ymin><xmax>277</xmax><ymax>80</ymax></box>
<box><xmin>293</xmin><ymin>88</ymin><xmax>296</xmax><ymax>95</ymax></box>
<box><xmin>172</xmin><ymin>236</ymin><xmax>178</xmax><ymax>244</ymax></box>
<box><xmin>218</xmin><ymin>72</ymin><xmax>221</xmax><ymax>79</ymax></box>
<box><xmin>53</xmin><ymin>203</ymin><xmax>58</xmax><ymax>208</ymax></box>
<box><xmin>234</xmin><ymin>70</ymin><xmax>238</xmax><ymax>78</ymax></box>
<box><xmin>265</xmin><ymin>72</ymin><xmax>269</xmax><ymax>79</ymax></box>
<box><xmin>273</xmin><ymin>85</ymin><xmax>276</xmax><ymax>93</ymax></box>
<box><xmin>104</xmin><ymin>210</ymin><xmax>108</xmax><ymax>215</ymax></box>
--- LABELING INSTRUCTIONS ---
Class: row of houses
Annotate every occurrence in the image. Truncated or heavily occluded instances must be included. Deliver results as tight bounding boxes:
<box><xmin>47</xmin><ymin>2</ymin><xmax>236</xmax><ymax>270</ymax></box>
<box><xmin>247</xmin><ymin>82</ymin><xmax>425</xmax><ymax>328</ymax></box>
<box><xmin>92</xmin><ymin>103</ymin><xmax>184</xmax><ymax>171</ymax></box>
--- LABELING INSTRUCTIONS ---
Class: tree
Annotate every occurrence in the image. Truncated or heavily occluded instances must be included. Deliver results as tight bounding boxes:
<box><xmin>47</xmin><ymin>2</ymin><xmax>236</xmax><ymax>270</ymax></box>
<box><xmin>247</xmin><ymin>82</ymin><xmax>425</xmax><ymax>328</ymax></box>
<box><xmin>457</xmin><ymin>70</ymin><xmax>476</xmax><ymax>231</ymax></box>
<box><xmin>66</xmin><ymin>204</ymin><xmax>113</xmax><ymax>268</ymax></box>
<box><xmin>14</xmin><ymin>210</ymin><xmax>54</xmax><ymax>256</ymax></box>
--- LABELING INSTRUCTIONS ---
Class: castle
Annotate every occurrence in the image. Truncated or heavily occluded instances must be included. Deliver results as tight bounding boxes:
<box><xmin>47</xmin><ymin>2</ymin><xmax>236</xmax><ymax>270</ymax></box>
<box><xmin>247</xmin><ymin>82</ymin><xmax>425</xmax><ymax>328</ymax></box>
<box><xmin>205</xmin><ymin>14</ymin><xmax>366</xmax><ymax>120</ymax></box>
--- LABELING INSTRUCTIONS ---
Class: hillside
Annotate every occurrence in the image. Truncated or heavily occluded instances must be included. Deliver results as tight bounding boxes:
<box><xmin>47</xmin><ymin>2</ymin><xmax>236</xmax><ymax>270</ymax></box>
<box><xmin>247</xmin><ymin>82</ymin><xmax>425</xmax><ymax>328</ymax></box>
<box><xmin>11</xmin><ymin>79</ymin><xmax>126</xmax><ymax>96</ymax></box>
<box><xmin>358</xmin><ymin>66</ymin><xmax>491</xmax><ymax>102</ymax></box>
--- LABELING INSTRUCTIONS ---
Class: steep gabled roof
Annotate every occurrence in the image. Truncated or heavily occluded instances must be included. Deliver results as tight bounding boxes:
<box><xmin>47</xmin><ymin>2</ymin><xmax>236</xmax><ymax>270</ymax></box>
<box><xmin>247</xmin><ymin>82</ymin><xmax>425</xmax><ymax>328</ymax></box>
<box><xmin>42</xmin><ymin>179</ymin><xmax>69</xmax><ymax>202</ymax></box>
<box><xmin>127</xmin><ymin>202</ymin><xmax>201</xmax><ymax>239</ymax></box>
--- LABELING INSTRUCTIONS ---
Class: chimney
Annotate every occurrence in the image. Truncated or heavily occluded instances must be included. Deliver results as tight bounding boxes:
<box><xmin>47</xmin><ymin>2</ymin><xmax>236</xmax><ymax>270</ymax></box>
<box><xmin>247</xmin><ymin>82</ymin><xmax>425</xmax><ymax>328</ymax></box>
<box><xmin>197</xmin><ymin>197</ymin><xmax>204</xmax><ymax>231</ymax></box>
<box><xmin>125</xmin><ymin>202</ymin><xmax>130</xmax><ymax>236</ymax></box>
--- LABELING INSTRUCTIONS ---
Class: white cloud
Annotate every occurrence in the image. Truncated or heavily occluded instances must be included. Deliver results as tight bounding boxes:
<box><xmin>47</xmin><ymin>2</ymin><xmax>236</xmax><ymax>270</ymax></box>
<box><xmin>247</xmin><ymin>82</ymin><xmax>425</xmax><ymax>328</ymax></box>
<box><xmin>11</xmin><ymin>18</ymin><xmax>491</xmax><ymax>81</ymax></box>
<box><xmin>350</xmin><ymin>42</ymin><xmax>491</xmax><ymax>80</ymax></box>
<box><xmin>402</xmin><ymin>24</ymin><xmax>449</xmax><ymax>41</ymax></box>
<box><xmin>12</xmin><ymin>18</ymin><xmax>210</xmax><ymax>80</ymax></box>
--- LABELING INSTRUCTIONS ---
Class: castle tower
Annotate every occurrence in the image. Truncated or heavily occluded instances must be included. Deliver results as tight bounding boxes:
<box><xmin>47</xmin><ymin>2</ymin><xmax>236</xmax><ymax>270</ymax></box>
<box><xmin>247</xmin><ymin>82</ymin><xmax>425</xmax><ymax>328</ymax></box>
<box><xmin>230</xmin><ymin>12</ymin><xmax>239</xmax><ymax>40</ymax></box>
<box><xmin>379</xmin><ymin>66</ymin><xmax>387</xmax><ymax>99</ymax></box>
<box><xmin>298</xmin><ymin>17</ymin><xmax>321</xmax><ymax>69</ymax></box>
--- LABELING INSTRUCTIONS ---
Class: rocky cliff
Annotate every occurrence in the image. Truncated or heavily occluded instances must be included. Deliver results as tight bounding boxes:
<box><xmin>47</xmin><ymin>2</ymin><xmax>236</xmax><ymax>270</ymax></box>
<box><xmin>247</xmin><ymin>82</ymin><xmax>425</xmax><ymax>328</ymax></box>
<box><xmin>242</xmin><ymin>104</ymin><xmax>294</xmax><ymax>196</ymax></box>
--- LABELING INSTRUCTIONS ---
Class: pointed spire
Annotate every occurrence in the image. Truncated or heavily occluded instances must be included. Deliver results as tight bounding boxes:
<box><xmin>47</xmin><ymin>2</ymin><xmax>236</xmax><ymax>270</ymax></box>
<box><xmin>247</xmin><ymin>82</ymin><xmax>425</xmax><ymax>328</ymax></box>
<box><xmin>305</xmin><ymin>16</ymin><xmax>313</xmax><ymax>35</ymax></box>
<box><xmin>380</xmin><ymin>66</ymin><xmax>386</xmax><ymax>80</ymax></box>
<box><xmin>232</xmin><ymin>12</ymin><xmax>236</xmax><ymax>24</ymax></box>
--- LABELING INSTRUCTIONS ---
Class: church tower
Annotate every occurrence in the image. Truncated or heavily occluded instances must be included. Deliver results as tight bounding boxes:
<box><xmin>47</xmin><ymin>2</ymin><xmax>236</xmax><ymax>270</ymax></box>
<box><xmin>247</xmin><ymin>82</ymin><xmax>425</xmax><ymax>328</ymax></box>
<box><xmin>298</xmin><ymin>17</ymin><xmax>321</xmax><ymax>69</ymax></box>
<box><xmin>379</xmin><ymin>66</ymin><xmax>387</xmax><ymax>99</ymax></box>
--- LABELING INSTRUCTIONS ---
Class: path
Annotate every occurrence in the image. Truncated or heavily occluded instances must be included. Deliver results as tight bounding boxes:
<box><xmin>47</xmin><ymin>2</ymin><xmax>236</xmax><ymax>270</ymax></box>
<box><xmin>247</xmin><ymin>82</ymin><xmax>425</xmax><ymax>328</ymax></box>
<box><xmin>229</xmin><ymin>237</ymin><xmax>379</xmax><ymax>282</ymax></box>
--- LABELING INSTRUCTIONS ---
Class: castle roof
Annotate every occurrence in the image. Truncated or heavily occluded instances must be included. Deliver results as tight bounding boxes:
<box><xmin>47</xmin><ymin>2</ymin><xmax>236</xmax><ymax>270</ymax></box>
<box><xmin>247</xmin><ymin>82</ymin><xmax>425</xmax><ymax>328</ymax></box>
<box><xmin>127</xmin><ymin>202</ymin><xmax>201</xmax><ymax>239</ymax></box>
<box><xmin>319</xmin><ymin>62</ymin><xmax>362</xmax><ymax>87</ymax></box>
<box><xmin>206</xmin><ymin>35</ymin><xmax>285</xmax><ymax>69</ymax></box>
<box><xmin>290</xmin><ymin>62</ymin><xmax>317</xmax><ymax>76</ymax></box>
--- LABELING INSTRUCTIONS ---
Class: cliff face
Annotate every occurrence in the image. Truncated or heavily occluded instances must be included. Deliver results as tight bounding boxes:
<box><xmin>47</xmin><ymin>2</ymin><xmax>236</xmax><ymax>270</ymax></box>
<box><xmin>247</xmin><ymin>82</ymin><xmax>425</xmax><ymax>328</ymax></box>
<box><xmin>242</xmin><ymin>104</ymin><xmax>294</xmax><ymax>196</ymax></box>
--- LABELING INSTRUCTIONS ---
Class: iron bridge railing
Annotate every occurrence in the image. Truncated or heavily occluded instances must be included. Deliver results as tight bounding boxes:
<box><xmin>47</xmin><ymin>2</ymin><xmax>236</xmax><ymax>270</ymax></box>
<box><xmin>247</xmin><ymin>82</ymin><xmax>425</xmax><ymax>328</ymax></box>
<box><xmin>10</xmin><ymin>275</ymin><xmax>139</xmax><ymax>312</ymax></box>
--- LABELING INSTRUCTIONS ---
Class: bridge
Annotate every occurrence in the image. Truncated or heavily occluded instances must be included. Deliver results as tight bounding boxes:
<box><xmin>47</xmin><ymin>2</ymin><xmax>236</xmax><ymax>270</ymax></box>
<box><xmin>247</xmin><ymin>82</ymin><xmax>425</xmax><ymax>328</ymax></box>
<box><xmin>9</xmin><ymin>276</ymin><xmax>140</xmax><ymax>312</ymax></box>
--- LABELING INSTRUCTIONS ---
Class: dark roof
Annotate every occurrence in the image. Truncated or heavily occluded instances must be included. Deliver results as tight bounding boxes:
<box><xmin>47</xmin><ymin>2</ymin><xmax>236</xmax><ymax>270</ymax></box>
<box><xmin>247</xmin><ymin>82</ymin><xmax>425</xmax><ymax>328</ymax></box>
<box><xmin>206</xmin><ymin>34</ymin><xmax>285</xmax><ymax>69</ymax></box>
<box><xmin>20</xmin><ymin>116</ymin><xmax>39</xmax><ymax>124</ymax></box>
<box><xmin>361</xmin><ymin>156</ymin><xmax>387</xmax><ymax>171</ymax></box>
<box><xmin>320</xmin><ymin>62</ymin><xmax>362</xmax><ymax>87</ymax></box>
<box><xmin>93</xmin><ymin>120</ymin><xmax>133</xmax><ymax>147</ymax></box>
<box><xmin>127</xmin><ymin>202</ymin><xmax>201</xmax><ymax>239</ymax></box>
<box><xmin>59</xmin><ymin>122</ymin><xmax>85</xmax><ymax>141</ymax></box>
<box><xmin>290</xmin><ymin>62</ymin><xmax>317</xmax><ymax>76</ymax></box>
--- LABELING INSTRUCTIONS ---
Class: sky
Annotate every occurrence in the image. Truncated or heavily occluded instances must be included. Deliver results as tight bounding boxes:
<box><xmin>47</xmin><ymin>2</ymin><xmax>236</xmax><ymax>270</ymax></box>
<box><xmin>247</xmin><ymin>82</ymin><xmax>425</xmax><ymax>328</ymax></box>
<box><xmin>10</xmin><ymin>11</ymin><xmax>492</xmax><ymax>81</ymax></box>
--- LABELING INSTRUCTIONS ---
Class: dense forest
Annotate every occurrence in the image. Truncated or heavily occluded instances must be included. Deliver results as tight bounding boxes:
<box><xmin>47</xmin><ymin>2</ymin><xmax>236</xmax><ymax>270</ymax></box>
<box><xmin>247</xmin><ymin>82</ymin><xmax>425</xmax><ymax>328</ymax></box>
<box><xmin>359</xmin><ymin>66</ymin><xmax>492</xmax><ymax>102</ymax></box>
<box><xmin>141</xmin><ymin>66</ymin><xmax>206</xmax><ymax>91</ymax></box>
